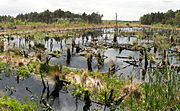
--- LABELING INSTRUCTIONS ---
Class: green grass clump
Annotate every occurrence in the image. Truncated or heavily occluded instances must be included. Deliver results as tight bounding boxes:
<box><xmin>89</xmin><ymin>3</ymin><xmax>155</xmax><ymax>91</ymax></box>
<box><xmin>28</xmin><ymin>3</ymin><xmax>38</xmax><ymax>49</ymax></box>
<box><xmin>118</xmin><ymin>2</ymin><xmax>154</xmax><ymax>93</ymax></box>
<box><xmin>0</xmin><ymin>93</ymin><xmax>39</xmax><ymax>111</ymax></box>
<box><xmin>152</xmin><ymin>34</ymin><xmax>170</xmax><ymax>51</ymax></box>
<box><xmin>121</xmin><ymin>68</ymin><xmax>180</xmax><ymax>110</ymax></box>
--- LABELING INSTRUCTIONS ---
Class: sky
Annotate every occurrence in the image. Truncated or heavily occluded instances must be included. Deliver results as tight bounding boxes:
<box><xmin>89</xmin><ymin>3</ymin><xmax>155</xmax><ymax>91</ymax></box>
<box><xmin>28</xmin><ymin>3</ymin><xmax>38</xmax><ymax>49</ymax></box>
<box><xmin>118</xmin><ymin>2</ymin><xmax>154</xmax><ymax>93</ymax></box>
<box><xmin>0</xmin><ymin>0</ymin><xmax>180</xmax><ymax>21</ymax></box>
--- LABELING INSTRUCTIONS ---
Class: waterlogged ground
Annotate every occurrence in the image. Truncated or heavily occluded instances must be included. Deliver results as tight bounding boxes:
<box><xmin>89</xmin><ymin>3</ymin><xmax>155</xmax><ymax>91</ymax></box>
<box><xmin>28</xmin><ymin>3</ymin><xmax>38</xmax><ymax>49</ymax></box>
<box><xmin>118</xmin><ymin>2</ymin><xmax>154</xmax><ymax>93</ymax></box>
<box><xmin>2</xmin><ymin>27</ymin><xmax>180</xmax><ymax>77</ymax></box>
<box><xmin>0</xmin><ymin>71</ymin><xmax>110</xmax><ymax>111</ymax></box>
<box><xmin>0</xmin><ymin>27</ymin><xmax>179</xmax><ymax>110</ymax></box>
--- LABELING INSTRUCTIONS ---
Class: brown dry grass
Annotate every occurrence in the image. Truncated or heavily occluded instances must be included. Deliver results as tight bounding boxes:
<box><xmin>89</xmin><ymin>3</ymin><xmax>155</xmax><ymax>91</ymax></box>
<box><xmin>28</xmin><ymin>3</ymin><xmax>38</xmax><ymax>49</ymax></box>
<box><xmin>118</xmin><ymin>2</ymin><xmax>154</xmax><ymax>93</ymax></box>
<box><xmin>1</xmin><ymin>23</ymin><xmax>179</xmax><ymax>36</ymax></box>
<box><xmin>122</xmin><ymin>83</ymin><xmax>141</xmax><ymax>99</ymax></box>
<box><xmin>109</xmin><ymin>60</ymin><xmax>116</xmax><ymax>68</ymax></box>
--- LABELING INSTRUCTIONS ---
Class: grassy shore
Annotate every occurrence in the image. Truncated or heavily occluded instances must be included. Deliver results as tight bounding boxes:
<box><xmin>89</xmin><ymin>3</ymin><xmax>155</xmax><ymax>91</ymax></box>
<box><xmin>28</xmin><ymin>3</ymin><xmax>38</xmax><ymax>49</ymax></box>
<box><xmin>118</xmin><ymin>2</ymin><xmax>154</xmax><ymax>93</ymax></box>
<box><xmin>0</xmin><ymin>92</ymin><xmax>39</xmax><ymax>111</ymax></box>
<box><xmin>0</xmin><ymin>21</ymin><xmax>179</xmax><ymax>110</ymax></box>
<box><xmin>0</xmin><ymin>52</ymin><xmax>179</xmax><ymax>110</ymax></box>
<box><xmin>1</xmin><ymin>22</ymin><xmax>180</xmax><ymax>36</ymax></box>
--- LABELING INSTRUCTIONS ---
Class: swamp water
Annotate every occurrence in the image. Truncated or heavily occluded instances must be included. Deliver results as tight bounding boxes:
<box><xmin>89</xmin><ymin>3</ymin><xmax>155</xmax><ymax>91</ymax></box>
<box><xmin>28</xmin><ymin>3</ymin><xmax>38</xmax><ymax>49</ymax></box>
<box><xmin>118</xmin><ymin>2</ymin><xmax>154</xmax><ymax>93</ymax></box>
<box><xmin>0</xmin><ymin>27</ymin><xmax>179</xmax><ymax>110</ymax></box>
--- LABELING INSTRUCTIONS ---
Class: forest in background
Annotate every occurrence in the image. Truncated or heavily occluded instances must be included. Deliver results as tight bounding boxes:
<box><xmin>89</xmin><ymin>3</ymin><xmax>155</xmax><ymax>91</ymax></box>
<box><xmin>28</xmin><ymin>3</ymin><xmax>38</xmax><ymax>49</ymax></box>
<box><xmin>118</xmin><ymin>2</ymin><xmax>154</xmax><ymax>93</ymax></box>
<box><xmin>140</xmin><ymin>9</ymin><xmax>180</xmax><ymax>27</ymax></box>
<box><xmin>0</xmin><ymin>9</ymin><xmax>103</xmax><ymax>24</ymax></box>
<box><xmin>1</xmin><ymin>9</ymin><xmax>180</xmax><ymax>28</ymax></box>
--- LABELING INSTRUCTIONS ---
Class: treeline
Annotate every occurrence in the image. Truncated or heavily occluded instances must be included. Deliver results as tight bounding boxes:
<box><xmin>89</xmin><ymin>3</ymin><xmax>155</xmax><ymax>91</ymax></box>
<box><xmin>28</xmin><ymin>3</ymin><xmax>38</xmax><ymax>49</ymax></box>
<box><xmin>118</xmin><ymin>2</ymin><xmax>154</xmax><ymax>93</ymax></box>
<box><xmin>0</xmin><ymin>9</ymin><xmax>103</xmax><ymax>24</ymax></box>
<box><xmin>140</xmin><ymin>9</ymin><xmax>180</xmax><ymax>27</ymax></box>
<box><xmin>0</xmin><ymin>15</ymin><xmax>12</xmax><ymax>23</ymax></box>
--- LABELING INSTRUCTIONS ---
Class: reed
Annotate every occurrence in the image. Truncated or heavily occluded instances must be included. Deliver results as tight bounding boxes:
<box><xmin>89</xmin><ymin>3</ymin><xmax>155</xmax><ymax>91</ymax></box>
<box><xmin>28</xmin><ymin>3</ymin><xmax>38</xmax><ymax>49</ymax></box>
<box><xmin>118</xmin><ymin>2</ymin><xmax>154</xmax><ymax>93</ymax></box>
<box><xmin>121</xmin><ymin>67</ymin><xmax>180</xmax><ymax>110</ymax></box>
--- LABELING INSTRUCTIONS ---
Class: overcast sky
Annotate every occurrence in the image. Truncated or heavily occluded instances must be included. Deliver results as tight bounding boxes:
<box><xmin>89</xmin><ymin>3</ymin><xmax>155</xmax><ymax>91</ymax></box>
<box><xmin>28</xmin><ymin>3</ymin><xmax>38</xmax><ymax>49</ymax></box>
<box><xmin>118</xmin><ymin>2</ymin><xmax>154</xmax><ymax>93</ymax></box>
<box><xmin>0</xmin><ymin>0</ymin><xmax>180</xmax><ymax>20</ymax></box>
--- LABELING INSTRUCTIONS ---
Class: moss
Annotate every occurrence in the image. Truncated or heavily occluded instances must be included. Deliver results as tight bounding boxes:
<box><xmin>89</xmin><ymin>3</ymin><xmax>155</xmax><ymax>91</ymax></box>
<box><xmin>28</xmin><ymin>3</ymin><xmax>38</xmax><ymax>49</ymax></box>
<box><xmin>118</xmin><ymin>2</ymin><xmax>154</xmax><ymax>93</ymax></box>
<box><xmin>0</xmin><ymin>93</ymin><xmax>39</xmax><ymax>111</ymax></box>
<box><xmin>34</xmin><ymin>43</ymin><xmax>45</xmax><ymax>49</ymax></box>
<box><xmin>62</xmin><ymin>66</ymin><xmax>73</xmax><ymax>74</ymax></box>
<box><xmin>40</xmin><ymin>63</ymin><xmax>50</xmax><ymax>74</ymax></box>
<box><xmin>17</xmin><ymin>67</ymin><xmax>30</xmax><ymax>78</ymax></box>
<box><xmin>48</xmin><ymin>33</ymin><xmax>69</xmax><ymax>38</ymax></box>
<box><xmin>73</xmin><ymin>68</ymin><xmax>82</xmax><ymax>74</ymax></box>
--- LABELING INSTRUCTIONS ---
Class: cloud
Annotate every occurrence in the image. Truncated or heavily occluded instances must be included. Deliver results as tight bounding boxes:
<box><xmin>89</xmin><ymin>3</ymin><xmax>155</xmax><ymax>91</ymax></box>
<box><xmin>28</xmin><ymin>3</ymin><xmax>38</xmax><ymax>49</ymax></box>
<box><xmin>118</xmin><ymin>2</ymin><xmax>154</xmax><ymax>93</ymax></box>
<box><xmin>162</xmin><ymin>0</ymin><xmax>173</xmax><ymax>3</ymax></box>
<box><xmin>0</xmin><ymin>0</ymin><xmax>180</xmax><ymax>20</ymax></box>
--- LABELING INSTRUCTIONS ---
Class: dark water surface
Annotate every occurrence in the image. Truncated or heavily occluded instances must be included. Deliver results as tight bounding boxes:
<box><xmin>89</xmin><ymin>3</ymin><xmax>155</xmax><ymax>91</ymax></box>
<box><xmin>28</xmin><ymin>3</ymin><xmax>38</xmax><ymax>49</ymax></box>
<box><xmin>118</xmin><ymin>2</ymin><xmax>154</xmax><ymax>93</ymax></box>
<box><xmin>0</xmin><ymin>27</ymin><xmax>179</xmax><ymax>110</ymax></box>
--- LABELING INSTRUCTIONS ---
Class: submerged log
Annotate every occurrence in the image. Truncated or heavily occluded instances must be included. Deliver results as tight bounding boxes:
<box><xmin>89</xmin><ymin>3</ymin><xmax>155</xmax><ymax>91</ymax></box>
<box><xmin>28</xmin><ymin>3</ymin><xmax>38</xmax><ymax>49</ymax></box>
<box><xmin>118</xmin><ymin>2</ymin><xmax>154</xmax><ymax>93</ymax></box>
<box><xmin>49</xmin><ymin>73</ymin><xmax>70</xmax><ymax>105</ymax></box>
<box><xmin>123</xmin><ymin>60</ymin><xmax>139</xmax><ymax>67</ymax></box>
<box><xmin>107</xmin><ymin>89</ymin><xmax>114</xmax><ymax>104</ymax></box>
<box><xmin>113</xmin><ymin>33</ymin><xmax>117</xmax><ymax>43</ymax></box>
<box><xmin>83</xmin><ymin>89</ymin><xmax>91</xmax><ymax>111</ymax></box>
<box><xmin>114</xmin><ymin>94</ymin><xmax>127</xmax><ymax>105</ymax></box>
<box><xmin>72</xmin><ymin>38</ymin><xmax>75</xmax><ymax>53</ymax></box>
<box><xmin>87</xmin><ymin>52</ymin><xmax>93</xmax><ymax>72</ymax></box>
<box><xmin>0</xmin><ymin>40</ymin><xmax>4</xmax><ymax>52</ymax></box>
<box><xmin>96</xmin><ymin>50</ymin><xmax>105</xmax><ymax>70</ymax></box>
<box><xmin>142</xmin><ymin>68</ymin><xmax>146</xmax><ymax>80</ymax></box>
<box><xmin>108</xmin><ymin>60</ymin><xmax>116</xmax><ymax>76</ymax></box>
<box><xmin>66</xmin><ymin>47</ymin><xmax>71</xmax><ymax>65</ymax></box>
<box><xmin>144</xmin><ymin>48</ymin><xmax>148</xmax><ymax>71</ymax></box>
<box><xmin>76</xmin><ymin>44</ymin><xmax>81</xmax><ymax>53</ymax></box>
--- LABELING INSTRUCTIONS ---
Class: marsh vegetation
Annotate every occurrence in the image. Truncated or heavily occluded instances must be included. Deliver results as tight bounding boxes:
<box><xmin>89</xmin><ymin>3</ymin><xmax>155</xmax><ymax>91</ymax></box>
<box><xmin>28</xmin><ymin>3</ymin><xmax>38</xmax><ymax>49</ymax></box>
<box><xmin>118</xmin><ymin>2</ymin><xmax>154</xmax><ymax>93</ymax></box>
<box><xmin>0</xmin><ymin>9</ymin><xmax>180</xmax><ymax>111</ymax></box>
